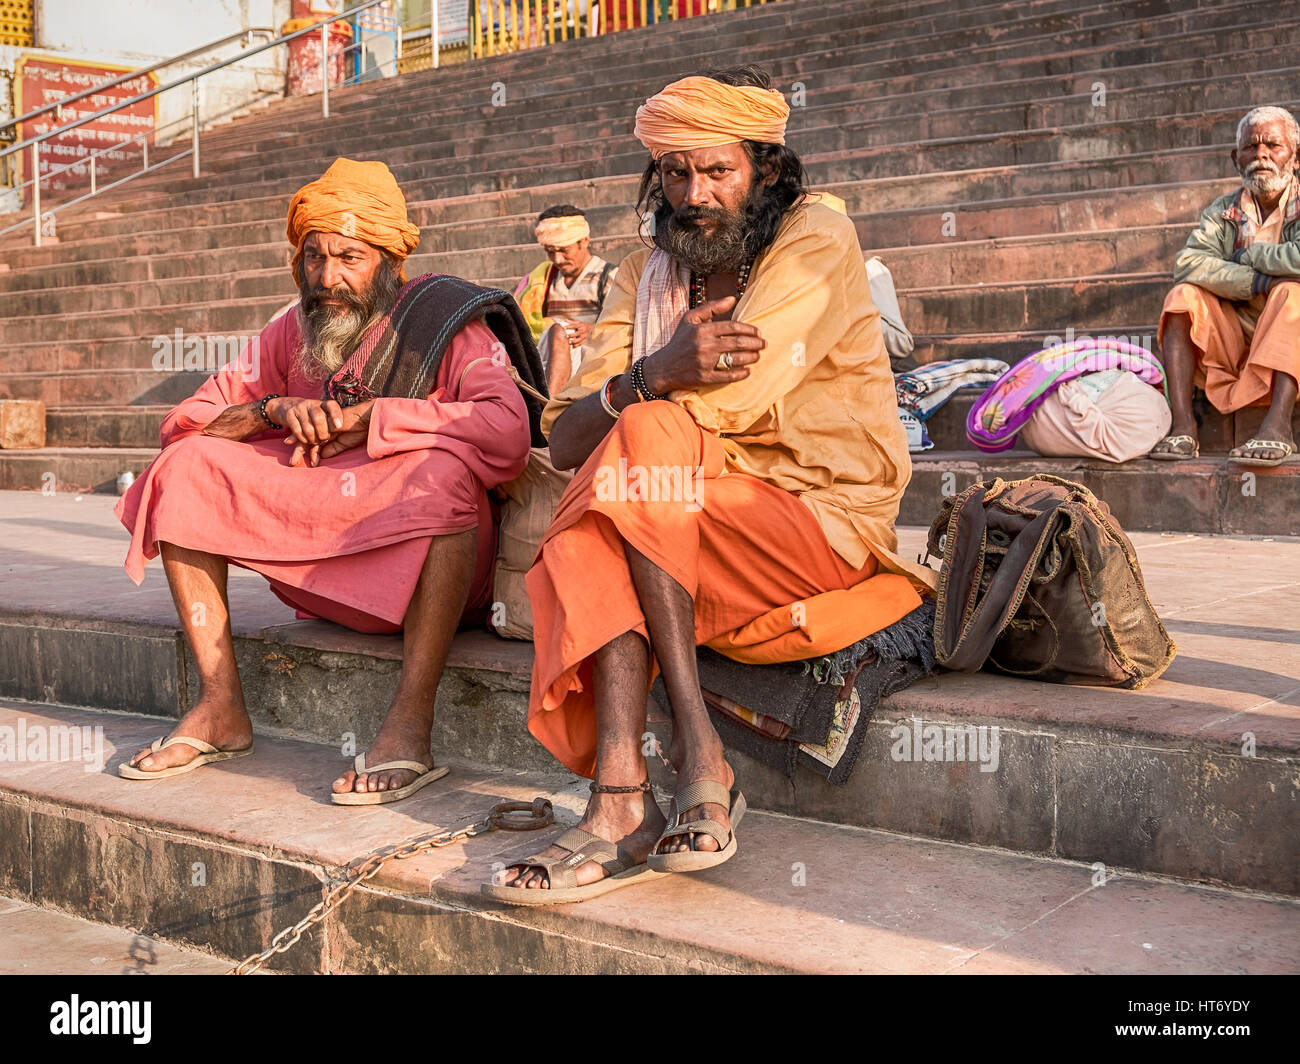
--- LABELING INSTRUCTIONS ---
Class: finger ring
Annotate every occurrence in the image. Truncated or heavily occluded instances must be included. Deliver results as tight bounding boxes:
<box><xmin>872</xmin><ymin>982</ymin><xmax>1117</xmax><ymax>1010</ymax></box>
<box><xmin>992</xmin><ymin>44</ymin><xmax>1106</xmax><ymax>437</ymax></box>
<box><xmin>716</xmin><ymin>352</ymin><xmax>733</xmax><ymax>371</ymax></box>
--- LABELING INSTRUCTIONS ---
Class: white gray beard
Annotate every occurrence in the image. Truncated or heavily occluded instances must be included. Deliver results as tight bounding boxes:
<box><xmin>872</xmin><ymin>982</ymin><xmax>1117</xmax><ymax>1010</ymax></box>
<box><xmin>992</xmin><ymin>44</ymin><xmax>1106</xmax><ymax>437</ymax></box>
<box><xmin>1244</xmin><ymin>166</ymin><xmax>1291</xmax><ymax>198</ymax></box>
<box><xmin>293</xmin><ymin>304</ymin><xmax>380</xmax><ymax>382</ymax></box>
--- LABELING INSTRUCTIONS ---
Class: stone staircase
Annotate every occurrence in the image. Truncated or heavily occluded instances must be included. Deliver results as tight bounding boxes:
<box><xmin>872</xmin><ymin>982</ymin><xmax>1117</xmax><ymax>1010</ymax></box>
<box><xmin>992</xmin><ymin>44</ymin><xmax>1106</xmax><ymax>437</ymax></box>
<box><xmin>0</xmin><ymin>0</ymin><xmax>1298</xmax><ymax>973</ymax></box>
<box><xmin>0</xmin><ymin>492</ymin><xmax>1296</xmax><ymax>973</ymax></box>
<box><xmin>1</xmin><ymin>0</ymin><xmax>1299</xmax><ymax>526</ymax></box>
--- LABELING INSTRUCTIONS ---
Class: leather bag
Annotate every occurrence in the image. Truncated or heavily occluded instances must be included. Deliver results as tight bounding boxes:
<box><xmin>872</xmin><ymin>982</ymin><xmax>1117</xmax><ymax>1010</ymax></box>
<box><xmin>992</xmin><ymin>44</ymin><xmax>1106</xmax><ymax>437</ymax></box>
<box><xmin>927</xmin><ymin>474</ymin><xmax>1176</xmax><ymax>688</ymax></box>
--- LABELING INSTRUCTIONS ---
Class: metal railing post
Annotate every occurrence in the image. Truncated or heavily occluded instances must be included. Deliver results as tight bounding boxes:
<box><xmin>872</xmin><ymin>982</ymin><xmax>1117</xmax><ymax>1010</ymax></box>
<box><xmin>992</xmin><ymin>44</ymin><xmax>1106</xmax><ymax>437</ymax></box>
<box><xmin>433</xmin><ymin>1</ymin><xmax>440</xmax><ymax>66</ymax></box>
<box><xmin>31</xmin><ymin>142</ymin><xmax>40</xmax><ymax>247</ymax></box>
<box><xmin>321</xmin><ymin>21</ymin><xmax>330</xmax><ymax>117</ymax></box>
<box><xmin>191</xmin><ymin>79</ymin><xmax>201</xmax><ymax>178</ymax></box>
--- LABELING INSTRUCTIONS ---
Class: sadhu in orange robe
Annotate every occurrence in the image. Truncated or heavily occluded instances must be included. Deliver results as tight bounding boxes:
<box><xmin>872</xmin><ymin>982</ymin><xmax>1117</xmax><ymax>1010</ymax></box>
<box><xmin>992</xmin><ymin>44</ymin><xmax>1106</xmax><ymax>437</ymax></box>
<box><xmin>528</xmin><ymin>200</ymin><xmax>938</xmax><ymax>777</ymax></box>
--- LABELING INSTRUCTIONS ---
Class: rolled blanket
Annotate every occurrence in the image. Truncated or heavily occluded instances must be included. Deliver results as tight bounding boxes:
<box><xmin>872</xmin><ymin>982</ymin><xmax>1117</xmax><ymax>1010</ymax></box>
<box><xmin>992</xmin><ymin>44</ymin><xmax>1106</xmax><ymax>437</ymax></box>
<box><xmin>895</xmin><ymin>358</ymin><xmax>1009</xmax><ymax>421</ymax></box>
<box><xmin>966</xmin><ymin>339</ymin><xmax>1164</xmax><ymax>453</ymax></box>
<box><xmin>651</xmin><ymin>600</ymin><xmax>936</xmax><ymax>785</ymax></box>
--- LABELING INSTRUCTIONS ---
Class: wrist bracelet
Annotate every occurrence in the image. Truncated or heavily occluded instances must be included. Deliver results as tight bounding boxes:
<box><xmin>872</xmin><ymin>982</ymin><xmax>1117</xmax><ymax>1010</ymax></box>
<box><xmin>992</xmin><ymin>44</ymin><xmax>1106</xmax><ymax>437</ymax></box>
<box><xmin>258</xmin><ymin>394</ymin><xmax>283</xmax><ymax>429</ymax></box>
<box><xmin>631</xmin><ymin>357</ymin><xmax>668</xmax><ymax>402</ymax></box>
<box><xmin>600</xmin><ymin>375</ymin><xmax>620</xmax><ymax>419</ymax></box>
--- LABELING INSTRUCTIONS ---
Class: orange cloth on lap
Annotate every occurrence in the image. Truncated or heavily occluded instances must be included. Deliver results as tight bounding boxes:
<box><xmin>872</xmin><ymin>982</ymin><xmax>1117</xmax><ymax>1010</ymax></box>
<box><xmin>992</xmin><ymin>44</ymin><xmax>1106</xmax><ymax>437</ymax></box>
<box><xmin>525</xmin><ymin>401</ymin><xmax>923</xmax><ymax>778</ymax></box>
<box><xmin>1158</xmin><ymin>279</ymin><xmax>1300</xmax><ymax>412</ymax></box>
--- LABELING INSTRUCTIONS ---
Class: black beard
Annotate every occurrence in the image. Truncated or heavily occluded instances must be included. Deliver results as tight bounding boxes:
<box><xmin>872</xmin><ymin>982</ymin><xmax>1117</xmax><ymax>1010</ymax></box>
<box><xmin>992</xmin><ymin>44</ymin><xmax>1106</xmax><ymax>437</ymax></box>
<box><xmin>653</xmin><ymin>186</ymin><xmax>763</xmax><ymax>274</ymax></box>
<box><xmin>295</xmin><ymin>260</ymin><xmax>402</xmax><ymax>379</ymax></box>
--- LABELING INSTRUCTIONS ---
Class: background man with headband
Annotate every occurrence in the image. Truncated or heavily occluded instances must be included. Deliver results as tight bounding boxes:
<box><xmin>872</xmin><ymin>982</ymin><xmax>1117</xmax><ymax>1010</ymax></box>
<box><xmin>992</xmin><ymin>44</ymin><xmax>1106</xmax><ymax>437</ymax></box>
<box><xmin>514</xmin><ymin>205</ymin><xmax>619</xmax><ymax>394</ymax></box>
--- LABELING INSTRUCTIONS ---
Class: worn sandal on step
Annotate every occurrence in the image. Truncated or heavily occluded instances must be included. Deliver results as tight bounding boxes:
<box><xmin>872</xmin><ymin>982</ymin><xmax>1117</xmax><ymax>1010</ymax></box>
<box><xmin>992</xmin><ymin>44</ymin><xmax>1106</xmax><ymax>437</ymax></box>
<box><xmin>330</xmin><ymin>752</ymin><xmax>450</xmax><ymax>805</ymax></box>
<box><xmin>480</xmin><ymin>826</ymin><xmax>664</xmax><ymax>905</ymax></box>
<box><xmin>118</xmin><ymin>735</ymin><xmax>252</xmax><ymax>780</ymax></box>
<box><xmin>1228</xmin><ymin>438</ymin><xmax>1297</xmax><ymax>467</ymax></box>
<box><xmin>648</xmin><ymin>780</ymin><xmax>747</xmax><ymax>873</ymax></box>
<box><xmin>1147</xmin><ymin>434</ymin><xmax>1199</xmax><ymax>461</ymax></box>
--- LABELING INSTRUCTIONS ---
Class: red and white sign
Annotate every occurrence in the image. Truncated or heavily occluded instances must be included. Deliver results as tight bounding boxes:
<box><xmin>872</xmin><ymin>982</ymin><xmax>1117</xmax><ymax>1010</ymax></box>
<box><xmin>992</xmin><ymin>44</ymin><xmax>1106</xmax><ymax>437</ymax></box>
<box><xmin>15</xmin><ymin>55</ymin><xmax>158</xmax><ymax>194</ymax></box>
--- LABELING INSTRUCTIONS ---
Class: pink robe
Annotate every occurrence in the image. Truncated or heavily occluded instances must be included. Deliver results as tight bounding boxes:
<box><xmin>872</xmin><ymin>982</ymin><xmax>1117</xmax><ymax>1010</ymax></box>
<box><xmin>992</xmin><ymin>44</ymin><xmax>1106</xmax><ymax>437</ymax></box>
<box><xmin>116</xmin><ymin>307</ymin><xmax>532</xmax><ymax>633</ymax></box>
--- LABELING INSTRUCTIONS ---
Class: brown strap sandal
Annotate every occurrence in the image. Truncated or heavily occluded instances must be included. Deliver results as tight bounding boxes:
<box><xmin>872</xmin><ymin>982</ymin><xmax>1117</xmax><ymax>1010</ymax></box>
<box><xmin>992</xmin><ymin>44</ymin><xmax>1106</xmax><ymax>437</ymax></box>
<box><xmin>481</xmin><ymin>780</ymin><xmax>664</xmax><ymax>906</ymax></box>
<box><xmin>648</xmin><ymin>779</ymin><xmax>747</xmax><ymax>874</ymax></box>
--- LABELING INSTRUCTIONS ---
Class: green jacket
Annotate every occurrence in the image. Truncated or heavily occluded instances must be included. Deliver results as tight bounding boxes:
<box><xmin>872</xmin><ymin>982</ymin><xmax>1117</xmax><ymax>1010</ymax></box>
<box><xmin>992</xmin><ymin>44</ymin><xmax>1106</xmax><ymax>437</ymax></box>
<box><xmin>1173</xmin><ymin>180</ymin><xmax>1300</xmax><ymax>302</ymax></box>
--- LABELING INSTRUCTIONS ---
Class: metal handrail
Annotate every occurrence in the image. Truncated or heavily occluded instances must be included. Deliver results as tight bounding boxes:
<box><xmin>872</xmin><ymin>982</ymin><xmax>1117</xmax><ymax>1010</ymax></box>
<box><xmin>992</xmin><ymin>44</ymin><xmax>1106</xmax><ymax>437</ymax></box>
<box><xmin>2</xmin><ymin>0</ymin><xmax>391</xmax><ymax>248</ymax></box>
<box><xmin>0</xmin><ymin>27</ymin><xmax>276</xmax><ymax>140</ymax></box>
<box><xmin>2</xmin><ymin>0</ymin><xmax>389</xmax><ymax>163</ymax></box>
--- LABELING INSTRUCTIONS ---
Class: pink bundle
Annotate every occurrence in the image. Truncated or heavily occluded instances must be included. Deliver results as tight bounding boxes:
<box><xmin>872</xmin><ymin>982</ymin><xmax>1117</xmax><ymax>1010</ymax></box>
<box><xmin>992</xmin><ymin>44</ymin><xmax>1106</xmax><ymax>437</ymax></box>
<box><xmin>966</xmin><ymin>338</ymin><xmax>1165</xmax><ymax>453</ymax></box>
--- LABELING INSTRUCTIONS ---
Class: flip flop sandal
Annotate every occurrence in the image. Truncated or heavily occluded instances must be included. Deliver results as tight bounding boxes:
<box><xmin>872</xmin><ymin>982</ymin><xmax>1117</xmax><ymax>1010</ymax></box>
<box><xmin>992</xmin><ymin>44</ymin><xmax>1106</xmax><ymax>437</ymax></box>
<box><xmin>329</xmin><ymin>753</ymin><xmax>450</xmax><ymax>805</ymax></box>
<box><xmin>1147</xmin><ymin>434</ymin><xmax>1199</xmax><ymax>461</ymax></box>
<box><xmin>480</xmin><ymin>826</ymin><xmax>664</xmax><ymax>906</ymax></box>
<box><xmin>647</xmin><ymin>780</ymin><xmax>747</xmax><ymax>874</ymax></box>
<box><xmin>118</xmin><ymin>735</ymin><xmax>253</xmax><ymax>780</ymax></box>
<box><xmin>1228</xmin><ymin>438</ymin><xmax>1298</xmax><ymax>468</ymax></box>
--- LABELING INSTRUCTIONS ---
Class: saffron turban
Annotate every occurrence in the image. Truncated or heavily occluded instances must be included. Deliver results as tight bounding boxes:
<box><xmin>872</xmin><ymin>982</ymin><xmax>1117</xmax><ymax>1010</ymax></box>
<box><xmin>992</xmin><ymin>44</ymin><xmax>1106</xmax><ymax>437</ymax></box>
<box><xmin>633</xmin><ymin>75</ymin><xmax>789</xmax><ymax>160</ymax></box>
<box><xmin>535</xmin><ymin>214</ymin><xmax>590</xmax><ymax>248</ymax></box>
<box><xmin>286</xmin><ymin>157</ymin><xmax>421</xmax><ymax>280</ymax></box>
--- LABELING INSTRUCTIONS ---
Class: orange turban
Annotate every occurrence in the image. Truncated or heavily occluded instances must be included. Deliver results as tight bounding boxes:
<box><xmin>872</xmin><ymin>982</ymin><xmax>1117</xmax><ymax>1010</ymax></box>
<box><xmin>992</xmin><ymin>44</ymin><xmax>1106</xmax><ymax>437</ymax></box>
<box><xmin>286</xmin><ymin>157</ymin><xmax>421</xmax><ymax>281</ymax></box>
<box><xmin>633</xmin><ymin>76</ymin><xmax>789</xmax><ymax>160</ymax></box>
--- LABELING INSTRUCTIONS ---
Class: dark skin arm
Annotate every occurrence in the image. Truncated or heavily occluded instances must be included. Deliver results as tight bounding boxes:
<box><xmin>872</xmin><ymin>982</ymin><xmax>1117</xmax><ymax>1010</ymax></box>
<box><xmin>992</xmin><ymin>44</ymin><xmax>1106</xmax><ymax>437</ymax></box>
<box><xmin>202</xmin><ymin>396</ymin><xmax>373</xmax><ymax>467</ymax></box>
<box><xmin>548</xmin><ymin>295</ymin><xmax>765</xmax><ymax>470</ymax></box>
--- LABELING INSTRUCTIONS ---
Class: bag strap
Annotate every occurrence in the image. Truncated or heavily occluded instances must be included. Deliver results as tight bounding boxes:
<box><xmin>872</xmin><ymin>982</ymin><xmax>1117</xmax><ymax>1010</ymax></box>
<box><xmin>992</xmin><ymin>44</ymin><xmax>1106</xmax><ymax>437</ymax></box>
<box><xmin>936</xmin><ymin>488</ymin><xmax>1069</xmax><ymax>672</ymax></box>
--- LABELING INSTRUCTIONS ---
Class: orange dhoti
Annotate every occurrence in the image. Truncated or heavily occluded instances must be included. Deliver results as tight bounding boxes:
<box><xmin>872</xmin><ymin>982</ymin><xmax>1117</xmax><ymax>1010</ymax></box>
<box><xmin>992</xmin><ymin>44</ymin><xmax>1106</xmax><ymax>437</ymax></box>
<box><xmin>1158</xmin><ymin>280</ymin><xmax>1300</xmax><ymax>412</ymax></box>
<box><xmin>525</xmin><ymin>401</ymin><xmax>924</xmax><ymax>777</ymax></box>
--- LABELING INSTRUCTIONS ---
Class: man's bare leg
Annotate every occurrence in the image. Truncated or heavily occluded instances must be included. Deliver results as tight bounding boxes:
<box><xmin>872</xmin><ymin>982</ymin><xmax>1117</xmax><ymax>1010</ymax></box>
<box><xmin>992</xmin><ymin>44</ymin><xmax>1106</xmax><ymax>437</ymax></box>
<box><xmin>1231</xmin><ymin>370</ymin><xmax>1299</xmax><ymax>460</ymax></box>
<box><xmin>625</xmin><ymin>544</ymin><xmax>732</xmax><ymax>855</ymax></box>
<box><xmin>332</xmin><ymin>529</ymin><xmax>476</xmax><ymax>795</ymax></box>
<box><xmin>544</xmin><ymin>323</ymin><xmax>574</xmax><ymax>396</ymax></box>
<box><xmin>128</xmin><ymin>543</ymin><xmax>251</xmax><ymax>771</ymax></box>
<box><xmin>1156</xmin><ymin>311</ymin><xmax>1201</xmax><ymax>453</ymax></box>
<box><xmin>502</xmin><ymin>631</ymin><xmax>667</xmax><ymax>889</ymax></box>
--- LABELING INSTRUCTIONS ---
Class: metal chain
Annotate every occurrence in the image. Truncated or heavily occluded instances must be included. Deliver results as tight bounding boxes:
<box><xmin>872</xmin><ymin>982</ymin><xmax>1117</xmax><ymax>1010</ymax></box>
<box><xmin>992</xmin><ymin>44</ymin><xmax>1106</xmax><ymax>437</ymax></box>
<box><xmin>227</xmin><ymin>797</ymin><xmax>554</xmax><ymax>975</ymax></box>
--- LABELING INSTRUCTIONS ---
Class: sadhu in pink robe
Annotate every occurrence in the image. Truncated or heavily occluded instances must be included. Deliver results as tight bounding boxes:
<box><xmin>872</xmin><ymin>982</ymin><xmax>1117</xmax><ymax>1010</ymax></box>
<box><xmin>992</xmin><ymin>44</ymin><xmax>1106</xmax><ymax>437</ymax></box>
<box><xmin>117</xmin><ymin>306</ymin><xmax>532</xmax><ymax>633</ymax></box>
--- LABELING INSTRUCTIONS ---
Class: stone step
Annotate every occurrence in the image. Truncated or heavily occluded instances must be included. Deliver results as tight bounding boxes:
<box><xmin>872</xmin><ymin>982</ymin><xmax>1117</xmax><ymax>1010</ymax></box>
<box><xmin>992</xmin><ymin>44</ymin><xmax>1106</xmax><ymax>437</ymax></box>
<box><xmin>5</xmin><ymin>176</ymin><xmax>1227</xmax><ymax>293</ymax></box>
<box><xmin>139</xmin><ymin>43</ymin><xmax>1296</xmax><ymax>193</ymax></box>
<box><xmin>15</xmin><ymin>131</ymin><xmax>1243</xmax><ymax>264</ymax></box>
<box><xmin>0</xmin><ymin>894</ymin><xmax>238</xmax><ymax>975</ymax></box>
<box><xmin>89</xmin><ymin>91</ymin><xmax>1289</xmax><ymax>218</ymax></box>
<box><xmin>0</xmin><ymin>490</ymin><xmax>1296</xmax><ymax>902</ymax></box>
<box><xmin>44</xmin><ymin>406</ymin><xmax>170</xmax><ymax>449</ymax></box>
<box><xmin>5</xmin><ymin>703</ymin><xmax>1294</xmax><ymax>974</ymax></box>
<box><xmin>0</xmin><ymin>369</ymin><xmax>210</xmax><ymax>408</ymax></box>
<box><xmin>0</xmin><ymin>221</ymin><xmax>1194</xmax><ymax>319</ymax></box>
<box><xmin>903</xmin><ymin>450</ymin><xmax>1300</xmax><ymax>536</ymax></box>
<box><xmin>109</xmin><ymin>0</ymin><xmax>1279</xmax><ymax>185</ymax></box>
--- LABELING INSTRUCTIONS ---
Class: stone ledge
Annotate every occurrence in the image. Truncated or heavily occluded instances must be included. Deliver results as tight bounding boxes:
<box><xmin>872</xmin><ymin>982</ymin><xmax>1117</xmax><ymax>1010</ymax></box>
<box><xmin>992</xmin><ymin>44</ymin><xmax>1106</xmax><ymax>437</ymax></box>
<box><xmin>1</xmin><ymin>702</ymin><xmax>1295</xmax><ymax>974</ymax></box>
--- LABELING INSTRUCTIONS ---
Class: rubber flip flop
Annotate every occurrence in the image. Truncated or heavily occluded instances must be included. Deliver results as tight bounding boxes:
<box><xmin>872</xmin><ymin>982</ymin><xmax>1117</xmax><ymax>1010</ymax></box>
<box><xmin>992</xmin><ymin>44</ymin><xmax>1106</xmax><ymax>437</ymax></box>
<box><xmin>647</xmin><ymin>780</ymin><xmax>747</xmax><ymax>874</ymax></box>
<box><xmin>118</xmin><ymin>735</ymin><xmax>252</xmax><ymax>780</ymax></box>
<box><xmin>329</xmin><ymin>752</ymin><xmax>450</xmax><ymax>805</ymax></box>
<box><xmin>480</xmin><ymin>826</ymin><xmax>664</xmax><ymax>906</ymax></box>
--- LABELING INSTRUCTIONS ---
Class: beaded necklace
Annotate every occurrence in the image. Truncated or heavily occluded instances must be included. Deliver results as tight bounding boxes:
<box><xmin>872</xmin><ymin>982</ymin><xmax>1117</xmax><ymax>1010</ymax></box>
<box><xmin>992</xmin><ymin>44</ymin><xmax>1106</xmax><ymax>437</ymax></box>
<box><xmin>689</xmin><ymin>262</ymin><xmax>753</xmax><ymax>309</ymax></box>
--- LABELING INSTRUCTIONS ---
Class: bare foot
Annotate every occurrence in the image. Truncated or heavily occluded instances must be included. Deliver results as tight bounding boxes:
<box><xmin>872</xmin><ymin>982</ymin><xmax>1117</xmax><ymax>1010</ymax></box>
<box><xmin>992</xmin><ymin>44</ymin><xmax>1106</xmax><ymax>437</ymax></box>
<box><xmin>128</xmin><ymin>697</ymin><xmax>251</xmax><ymax>773</ymax></box>
<box><xmin>331</xmin><ymin>705</ymin><xmax>435</xmax><ymax>795</ymax></box>
<box><xmin>499</xmin><ymin>789</ymin><xmax>666</xmax><ymax>890</ymax></box>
